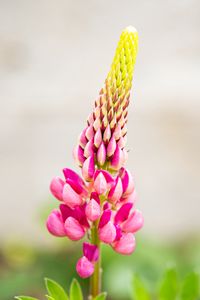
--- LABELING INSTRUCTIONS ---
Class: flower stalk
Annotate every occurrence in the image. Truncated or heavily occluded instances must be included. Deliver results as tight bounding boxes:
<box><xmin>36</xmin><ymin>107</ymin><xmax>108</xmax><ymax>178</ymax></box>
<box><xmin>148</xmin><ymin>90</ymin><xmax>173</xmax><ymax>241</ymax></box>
<box><xmin>90</xmin><ymin>221</ymin><xmax>101</xmax><ymax>299</ymax></box>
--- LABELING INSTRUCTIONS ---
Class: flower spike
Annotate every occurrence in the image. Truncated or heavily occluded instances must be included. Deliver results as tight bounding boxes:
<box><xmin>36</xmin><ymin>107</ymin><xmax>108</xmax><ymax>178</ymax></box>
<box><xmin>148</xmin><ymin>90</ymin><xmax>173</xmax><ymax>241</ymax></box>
<box><xmin>47</xmin><ymin>26</ymin><xmax>143</xmax><ymax>281</ymax></box>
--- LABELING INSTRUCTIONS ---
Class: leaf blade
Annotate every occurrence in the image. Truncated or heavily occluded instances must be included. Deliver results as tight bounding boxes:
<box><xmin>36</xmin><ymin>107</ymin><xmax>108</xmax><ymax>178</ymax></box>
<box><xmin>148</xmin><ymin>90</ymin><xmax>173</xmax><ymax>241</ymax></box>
<box><xmin>132</xmin><ymin>274</ymin><xmax>151</xmax><ymax>300</ymax></box>
<box><xmin>45</xmin><ymin>278</ymin><xmax>69</xmax><ymax>300</ymax></box>
<box><xmin>180</xmin><ymin>272</ymin><xmax>199</xmax><ymax>300</ymax></box>
<box><xmin>159</xmin><ymin>268</ymin><xmax>178</xmax><ymax>300</ymax></box>
<box><xmin>94</xmin><ymin>292</ymin><xmax>107</xmax><ymax>300</ymax></box>
<box><xmin>69</xmin><ymin>279</ymin><xmax>83</xmax><ymax>300</ymax></box>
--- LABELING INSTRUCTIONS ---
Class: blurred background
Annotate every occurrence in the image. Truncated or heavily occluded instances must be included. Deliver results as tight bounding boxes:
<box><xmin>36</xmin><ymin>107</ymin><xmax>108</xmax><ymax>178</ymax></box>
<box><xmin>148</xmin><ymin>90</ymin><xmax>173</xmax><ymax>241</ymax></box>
<box><xmin>0</xmin><ymin>0</ymin><xmax>200</xmax><ymax>299</ymax></box>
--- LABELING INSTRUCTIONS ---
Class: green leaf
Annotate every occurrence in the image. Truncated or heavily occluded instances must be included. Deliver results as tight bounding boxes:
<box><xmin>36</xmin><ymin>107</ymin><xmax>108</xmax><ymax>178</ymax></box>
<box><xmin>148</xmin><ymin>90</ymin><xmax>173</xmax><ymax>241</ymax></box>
<box><xmin>132</xmin><ymin>275</ymin><xmax>151</xmax><ymax>300</ymax></box>
<box><xmin>180</xmin><ymin>272</ymin><xmax>199</xmax><ymax>300</ymax></box>
<box><xmin>94</xmin><ymin>292</ymin><xmax>107</xmax><ymax>300</ymax></box>
<box><xmin>45</xmin><ymin>278</ymin><xmax>69</xmax><ymax>300</ymax></box>
<box><xmin>15</xmin><ymin>297</ymin><xmax>39</xmax><ymax>300</ymax></box>
<box><xmin>46</xmin><ymin>296</ymin><xmax>55</xmax><ymax>300</ymax></box>
<box><xmin>159</xmin><ymin>268</ymin><xmax>178</xmax><ymax>300</ymax></box>
<box><xmin>69</xmin><ymin>279</ymin><xmax>83</xmax><ymax>300</ymax></box>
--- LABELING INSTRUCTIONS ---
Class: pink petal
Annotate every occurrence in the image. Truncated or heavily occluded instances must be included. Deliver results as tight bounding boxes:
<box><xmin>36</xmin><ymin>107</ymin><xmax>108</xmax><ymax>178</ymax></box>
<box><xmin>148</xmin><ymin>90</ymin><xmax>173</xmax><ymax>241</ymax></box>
<box><xmin>97</xmin><ymin>142</ymin><xmax>106</xmax><ymax>166</ymax></box>
<box><xmin>107</xmin><ymin>136</ymin><xmax>117</xmax><ymax>157</ymax></box>
<box><xmin>73</xmin><ymin>145</ymin><xmax>85</xmax><ymax>166</ymax></box>
<box><xmin>84</xmin><ymin>139</ymin><xmax>94</xmax><ymax>158</ymax></box>
<box><xmin>119</xmin><ymin>168</ymin><xmax>134</xmax><ymax>196</ymax></box>
<box><xmin>82</xmin><ymin>155</ymin><xmax>95</xmax><ymax>181</ymax></box>
<box><xmin>94</xmin><ymin>170</ymin><xmax>114</xmax><ymax>185</ymax></box>
<box><xmin>99</xmin><ymin>221</ymin><xmax>116</xmax><ymax>244</ymax></box>
<box><xmin>85</xmin><ymin>125</ymin><xmax>94</xmax><ymax>140</ymax></box>
<box><xmin>46</xmin><ymin>210</ymin><xmax>66</xmax><ymax>237</ymax></box>
<box><xmin>113</xmin><ymin>233</ymin><xmax>136</xmax><ymax>255</ymax></box>
<box><xmin>85</xmin><ymin>198</ymin><xmax>101</xmax><ymax>221</ymax></box>
<box><xmin>50</xmin><ymin>177</ymin><xmax>65</xmax><ymax>201</ymax></box>
<box><xmin>79</xmin><ymin>128</ymin><xmax>87</xmax><ymax>148</ymax></box>
<box><xmin>103</xmin><ymin>125</ymin><xmax>111</xmax><ymax>143</ymax></box>
<box><xmin>108</xmin><ymin>177</ymin><xmax>123</xmax><ymax>203</ymax></box>
<box><xmin>99</xmin><ymin>209</ymin><xmax>112</xmax><ymax>228</ymax></box>
<box><xmin>113</xmin><ymin>124</ymin><xmax>122</xmax><ymax>140</ymax></box>
<box><xmin>76</xmin><ymin>256</ymin><xmax>94</xmax><ymax>278</ymax></box>
<box><xmin>63</xmin><ymin>168</ymin><xmax>86</xmax><ymax>195</ymax></box>
<box><xmin>83</xmin><ymin>242</ymin><xmax>99</xmax><ymax>262</ymax></box>
<box><xmin>110</xmin><ymin>145</ymin><xmax>124</xmax><ymax>170</ymax></box>
<box><xmin>62</xmin><ymin>183</ymin><xmax>82</xmax><ymax>208</ymax></box>
<box><xmin>94</xmin><ymin>128</ymin><xmax>102</xmax><ymax>148</ymax></box>
<box><xmin>122</xmin><ymin>210</ymin><xmax>144</xmax><ymax>233</ymax></box>
<box><xmin>114</xmin><ymin>202</ymin><xmax>133</xmax><ymax>224</ymax></box>
<box><xmin>94</xmin><ymin>172</ymin><xmax>108</xmax><ymax>195</ymax></box>
<box><xmin>64</xmin><ymin>217</ymin><xmax>85</xmax><ymax>241</ymax></box>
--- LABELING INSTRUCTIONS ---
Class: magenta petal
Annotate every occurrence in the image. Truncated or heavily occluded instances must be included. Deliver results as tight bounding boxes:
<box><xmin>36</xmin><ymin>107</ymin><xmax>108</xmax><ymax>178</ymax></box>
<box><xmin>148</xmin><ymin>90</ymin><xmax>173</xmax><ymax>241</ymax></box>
<box><xmin>74</xmin><ymin>205</ymin><xmax>90</xmax><ymax>228</ymax></box>
<box><xmin>99</xmin><ymin>209</ymin><xmax>112</xmax><ymax>228</ymax></box>
<box><xmin>122</xmin><ymin>210</ymin><xmax>144</xmax><ymax>233</ymax></box>
<box><xmin>113</xmin><ymin>233</ymin><xmax>136</xmax><ymax>255</ymax></box>
<box><xmin>94</xmin><ymin>170</ymin><xmax>114</xmax><ymax>184</ymax></box>
<box><xmin>60</xmin><ymin>204</ymin><xmax>73</xmax><ymax>222</ymax></box>
<box><xmin>82</xmin><ymin>155</ymin><xmax>95</xmax><ymax>181</ymax></box>
<box><xmin>114</xmin><ymin>202</ymin><xmax>133</xmax><ymax>224</ymax></box>
<box><xmin>73</xmin><ymin>145</ymin><xmax>85</xmax><ymax>166</ymax></box>
<box><xmin>64</xmin><ymin>217</ymin><xmax>85</xmax><ymax>241</ymax></box>
<box><xmin>83</xmin><ymin>242</ymin><xmax>99</xmax><ymax>262</ymax></box>
<box><xmin>115</xmin><ymin>224</ymin><xmax>123</xmax><ymax>241</ymax></box>
<box><xmin>50</xmin><ymin>177</ymin><xmax>65</xmax><ymax>201</ymax></box>
<box><xmin>120</xmin><ymin>168</ymin><xmax>134</xmax><ymax>196</ymax></box>
<box><xmin>110</xmin><ymin>145</ymin><xmax>124</xmax><ymax>170</ymax></box>
<box><xmin>108</xmin><ymin>176</ymin><xmax>123</xmax><ymax>203</ymax></box>
<box><xmin>90</xmin><ymin>192</ymin><xmax>100</xmax><ymax>204</ymax></box>
<box><xmin>63</xmin><ymin>168</ymin><xmax>84</xmax><ymax>186</ymax></box>
<box><xmin>46</xmin><ymin>210</ymin><xmax>66</xmax><ymax>237</ymax></box>
<box><xmin>76</xmin><ymin>256</ymin><xmax>94</xmax><ymax>278</ymax></box>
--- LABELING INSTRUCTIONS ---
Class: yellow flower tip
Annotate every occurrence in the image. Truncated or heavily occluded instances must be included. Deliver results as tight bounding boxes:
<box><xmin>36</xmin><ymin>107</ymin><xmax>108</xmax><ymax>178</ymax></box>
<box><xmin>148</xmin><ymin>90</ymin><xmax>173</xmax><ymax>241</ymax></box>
<box><xmin>124</xmin><ymin>25</ymin><xmax>137</xmax><ymax>34</ymax></box>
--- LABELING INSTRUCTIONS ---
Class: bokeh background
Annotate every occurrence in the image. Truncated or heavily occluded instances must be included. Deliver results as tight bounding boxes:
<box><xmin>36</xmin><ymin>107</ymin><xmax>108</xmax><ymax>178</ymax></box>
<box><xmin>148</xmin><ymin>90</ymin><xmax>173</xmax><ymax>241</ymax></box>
<box><xmin>0</xmin><ymin>0</ymin><xmax>200</xmax><ymax>299</ymax></box>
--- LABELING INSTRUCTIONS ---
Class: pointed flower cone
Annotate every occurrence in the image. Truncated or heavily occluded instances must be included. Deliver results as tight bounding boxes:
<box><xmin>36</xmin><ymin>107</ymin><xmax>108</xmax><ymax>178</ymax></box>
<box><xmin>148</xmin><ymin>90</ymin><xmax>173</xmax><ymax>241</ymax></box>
<box><xmin>75</xmin><ymin>26</ymin><xmax>138</xmax><ymax>171</ymax></box>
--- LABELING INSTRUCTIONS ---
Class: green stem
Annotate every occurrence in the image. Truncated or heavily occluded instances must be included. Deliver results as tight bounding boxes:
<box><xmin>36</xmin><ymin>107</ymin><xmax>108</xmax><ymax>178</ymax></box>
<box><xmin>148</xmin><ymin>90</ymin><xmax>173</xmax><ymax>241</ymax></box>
<box><xmin>89</xmin><ymin>221</ymin><xmax>101</xmax><ymax>299</ymax></box>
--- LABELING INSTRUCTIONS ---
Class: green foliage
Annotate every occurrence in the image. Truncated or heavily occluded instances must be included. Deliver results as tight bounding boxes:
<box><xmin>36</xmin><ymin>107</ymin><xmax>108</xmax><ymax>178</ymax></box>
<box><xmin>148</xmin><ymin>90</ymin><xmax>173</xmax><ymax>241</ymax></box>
<box><xmin>159</xmin><ymin>268</ymin><xmax>178</xmax><ymax>300</ymax></box>
<box><xmin>94</xmin><ymin>292</ymin><xmax>107</xmax><ymax>300</ymax></box>
<box><xmin>180</xmin><ymin>272</ymin><xmax>199</xmax><ymax>300</ymax></box>
<box><xmin>15</xmin><ymin>297</ymin><xmax>39</xmax><ymax>300</ymax></box>
<box><xmin>132</xmin><ymin>275</ymin><xmax>151</xmax><ymax>300</ymax></box>
<box><xmin>69</xmin><ymin>279</ymin><xmax>83</xmax><ymax>300</ymax></box>
<box><xmin>46</xmin><ymin>296</ymin><xmax>55</xmax><ymax>300</ymax></box>
<box><xmin>131</xmin><ymin>270</ymin><xmax>200</xmax><ymax>300</ymax></box>
<box><xmin>45</xmin><ymin>278</ymin><xmax>69</xmax><ymax>300</ymax></box>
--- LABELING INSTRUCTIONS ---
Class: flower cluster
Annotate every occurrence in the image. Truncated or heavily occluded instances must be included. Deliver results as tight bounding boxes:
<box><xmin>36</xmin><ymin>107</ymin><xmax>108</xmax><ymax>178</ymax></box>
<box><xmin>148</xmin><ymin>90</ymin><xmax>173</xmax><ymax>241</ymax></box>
<box><xmin>46</xmin><ymin>26</ymin><xmax>143</xmax><ymax>278</ymax></box>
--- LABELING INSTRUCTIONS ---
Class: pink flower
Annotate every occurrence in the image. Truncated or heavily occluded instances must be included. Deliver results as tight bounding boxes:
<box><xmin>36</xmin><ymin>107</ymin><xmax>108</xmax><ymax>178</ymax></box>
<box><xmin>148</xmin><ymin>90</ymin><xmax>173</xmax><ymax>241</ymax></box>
<box><xmin>76</xmin><ymin>256</ymin><xmax>94</xmax><ymax>278</ymax></box>
<box><xmin>46</xmin><ymin>210</ymin><xmax>66</xmax><ymax>237</ymax></box>
<box><xmin>76</xmin><ymin>242</ymin><xmax>99</xmax><ymax>278</ymax></box>
<box><xmin>50</xmin><ymin>177</ymin><xmax>65</xmax><ymax>201</ymax></box>
<box><xmin>113</xmin><ymin>233</ymin><xmax>136</xmax><ymax>255</ymax></box>
<box><xmin>64</xmin><ymin>217</ymin><xmax>85</xmax><ymax>241</ymax></box>
<box><xmin>85</xmin><ymin>198</ymin><xmax>101</xmax><ymax>222</ymax></box>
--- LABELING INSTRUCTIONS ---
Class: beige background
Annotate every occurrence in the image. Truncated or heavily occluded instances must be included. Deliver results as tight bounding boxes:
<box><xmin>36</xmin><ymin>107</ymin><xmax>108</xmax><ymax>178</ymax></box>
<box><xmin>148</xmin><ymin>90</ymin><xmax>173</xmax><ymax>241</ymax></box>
<box><xmin>0</xmin><ymin>0</ymin><xmax>200</xmax><ymax>244</ymax></box>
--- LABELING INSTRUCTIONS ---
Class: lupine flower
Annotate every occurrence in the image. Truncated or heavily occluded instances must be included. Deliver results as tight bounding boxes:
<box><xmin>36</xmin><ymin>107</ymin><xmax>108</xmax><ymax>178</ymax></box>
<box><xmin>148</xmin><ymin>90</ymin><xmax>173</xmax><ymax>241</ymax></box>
<box><xmin>47</xmin><ymin>26</ymin><xmax>143</xmax><ymax>279</ymax></box>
